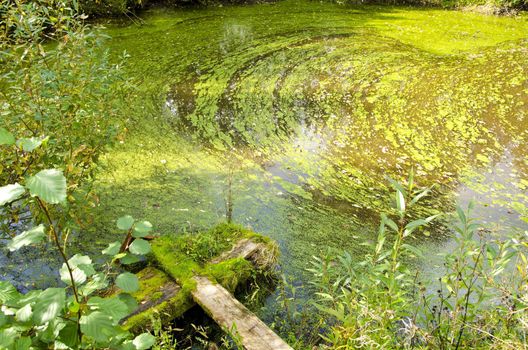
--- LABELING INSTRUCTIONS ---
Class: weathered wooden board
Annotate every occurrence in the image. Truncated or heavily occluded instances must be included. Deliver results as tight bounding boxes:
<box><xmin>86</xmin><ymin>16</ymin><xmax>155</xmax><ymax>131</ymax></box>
<box><xmin>120</xmin><ymin>239</ymin><xmax>268</xmax><ymax>331</ymax></box>
<box><xmin>210</xmin><ymin>238</ymin><xmax>262</xmax><ymax>264</ymax></box>
<box><xmin>192</xmin><ymin>276</ymin><xmax>293</xmax><ymax>350</ymax></box>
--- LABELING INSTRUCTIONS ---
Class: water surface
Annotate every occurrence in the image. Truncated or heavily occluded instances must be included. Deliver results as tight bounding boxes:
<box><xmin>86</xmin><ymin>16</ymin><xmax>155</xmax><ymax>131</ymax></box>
<box><xmin>6</xmin><ymin>0</ymin><xmax>528</xmax><ymax>312</ymax></box>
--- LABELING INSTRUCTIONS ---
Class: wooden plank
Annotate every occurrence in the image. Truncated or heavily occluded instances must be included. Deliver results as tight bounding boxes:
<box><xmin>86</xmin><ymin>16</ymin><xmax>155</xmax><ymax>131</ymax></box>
<box><xmin>210</xmin><ymin>238</ymin><xmax>262</xmax><ymax>264</ymax></box>
<box><xmin>192</xmin><ymin>276</ymin><xmax>292</xmax><ymax>350</ymax></box>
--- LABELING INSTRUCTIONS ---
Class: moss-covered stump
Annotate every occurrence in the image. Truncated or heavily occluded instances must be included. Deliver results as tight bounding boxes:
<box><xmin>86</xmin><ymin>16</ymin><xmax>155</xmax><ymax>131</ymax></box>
<box><xmin>120</xmin><ymin>223</ymin><xmax>279</xmax><ymax>332</ymax></box>
<box><xmin>120</xmin><ymin>267</ymin><xmax>195</xmax><ymax>332</ymax></box>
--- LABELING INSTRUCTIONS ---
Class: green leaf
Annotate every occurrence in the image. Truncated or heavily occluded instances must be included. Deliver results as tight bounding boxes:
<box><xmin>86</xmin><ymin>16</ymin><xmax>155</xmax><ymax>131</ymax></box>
<box><xmin>115</xmin><ymin>272</ymin><xmax>139</xmax><ymax>293</ymax></box>
<box><xmin>79</xmin><ymin>311</ymin><xmax>115</xmax><ymax>343</ymax></box>
<box><xmin>14</xmin><ymin>337</ymin><xmax>31</xmax><ymax>350</ymax></box>
<box><xmin>7</xmin><ymin>224</ymin><xmax>46</xmax><ymax>251</ymax></box>
<box><xmin>117</xmin><ymin>215</ymin><xmax>134</xmax><ymax>230</ymax></box>
<box><xmin>60</xmin><ymin>265</ymin><xmax>86</xmax><ymax>285</ymax></box>
<box><xmin>87</xmin><ymin>297</ymin><xmax>130</xmax><ymax>323</ymax></box>
<box><xmin>405</xmin><ymin>219</ymin><xmax>427</xmax><ymax>230</ymax></box>
<box><xmin>60</xmin><ymin>255</ymin><xmax>95</xmax><ymax>285</ymax></box>
<box><xmin>133</xmin><ymin>221</ymin><xmax>153</xmax><ymax>238</ymax></box>
<box><xmin>0</xmin><ymin>328</ymin><xmax>17</xmax><ymax>348</ymax></box>
<box><xmin>26</xmin><ymin>169</ymin><xmax>67</xmax><ymax>204</ymax></box>
<box><xmin>120</xmin><ymin>341</ymin><xmax>137</xmax><ymax>350</ymax></box>
<box><xmin>102</xmin><ymin>241</ymin><xmax>121</xmax><ymax>256</ymax></box>
<box><xmin>58</xmin><ymin>323</ymin><xmax>79</xmax><ymax>348</ymax></box>
<box><xmin>79</xmin><ymin>273</ymin><xmax>108</xmax><ymax>297</ymax></box>
<box><xmin>382</xmin><ymin>215</ymin><xmax>399</xmax><ymax>232</ymax></box>
<box><xmin>120</xmin><ymin>253</ymin><xmax>140</xmax><ymax>265</ymax></box>
<box><xmin>118</xmin><ymin>293</ymin><xmax>138</xmax><ymax>314</ymax></box>
<box><xmin>424</xmin><ymin>214</ymin><xmax>440</xmax><ymax>223</ymax></box>
<box><xmin>16</xmin><ymin>304</ymin><xmax>32</xmax><ymax>323</ymax></box>
<box><xmin>16</xmin><ymin>290</ymin><xmax>40</xmax><ymax>306</ymax></box>
<box><xmin>396</xmin><ymin>189</ymin><xmax>406</xmax><ymax>212</ymax></box>
<box><xmin>387</xmin><ymin>177</ymin><xmax>406</xmax><ymax>197</ymax></box>
<box><xmin>133</xmin><ymin>333</ymin><xmax>156</xmax><ymax>350</ymax></box>
<box><xmin>33</xmin><ymin>288</ymin><xmax>66</xmax><ymax>324</ymax></box>
<box><xmin>38</xmin><ymin>318</ymin><xmax>67</xmax><ymax>343</ymax></box>
<box><xmin>128</xmin><ymin>239</ymin><xmax>151</xmax><ymax>255</ymax></box>
<box><xmin>16</xmin><ymin>136</ymin><xmax>47</xmax><ymax>152</ymax></box>
<box><xmin>0</xmin><ymin>281</ymin><xmax>20</xmax><ymax>303</ymax></box>
<box><xmin>0</xmin><ymin>183</ymin><xmax>25</xmax><ymax>206</ymax></box>
<box><xmin>409</xmin><ymin>187</ymin><xmax>431</xmax><ymax>206</ymax></box>
<box><xmin>0</xmin><ymin>128</ymin><xmax>15</xmax><ymax>145</ymax></box>
<box><xmin>66</xmin><ymin>255</ymin><xmax>93</xmax><ymax>277</ymax></box>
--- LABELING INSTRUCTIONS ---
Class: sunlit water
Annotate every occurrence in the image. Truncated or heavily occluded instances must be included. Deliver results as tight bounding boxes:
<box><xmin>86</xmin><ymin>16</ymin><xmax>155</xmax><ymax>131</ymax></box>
<box><xmin>3</xmin><ymin>0</ymin><xmax>528</xmax><ymax>324</ymax></box>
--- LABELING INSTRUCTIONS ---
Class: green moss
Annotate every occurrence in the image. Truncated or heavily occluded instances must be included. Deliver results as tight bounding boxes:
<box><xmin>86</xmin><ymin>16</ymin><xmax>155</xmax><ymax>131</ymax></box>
<box><xmin>149</xmin><ymin>223</ymin><xmax>267</xmax><ymax>286</ymax></box>
<box><xmin>150</xmin><ymin>236</ymin><xmax>203</xmax><ymax>284</ymax></box>
<box><xmin>132</xmin><ymin>266</ymin><xmax>171</xmax><ymax>301</ymax></box>
<box><xmin>120</xmin><ymin>224</ymin><xmax>279</xmax><ymax>331</ymax></box>
<box><xmin>120</xmin><ymin>266</ymin><xmax>198</xmax><ymax>332</ymax></box>
<box><xmin>204</xmin><ymin>258</ymin><xmax>254</xmax><ymax>292</ymax></box>
<box><xmin>124</xmin><ymin>282</ymin><xmax>195</xmax><ymax>333</ymax></box>
<box><xmin>150</xmin><ymin>222</ymin><xmax>268</xmax><ymax>279</ymax></box>
<box><xmin>151</xmin><ymin>291</ymin><xmax>163</xmax><ymax>301</ymax></box>
<box><xmin>150</xmin><ymin>222</ymin><xmax>278</xmax><ymax>288</ymax></box>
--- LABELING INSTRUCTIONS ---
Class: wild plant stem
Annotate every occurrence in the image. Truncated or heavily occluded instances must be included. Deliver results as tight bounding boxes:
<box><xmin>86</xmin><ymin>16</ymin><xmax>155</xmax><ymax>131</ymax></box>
<box><xmin>454</xmin><ymin>248</ymin><xmax>482</xmax><ymax>350</ymax></box>
<box><xmin>119</xmin><ymin>227</ymin><xmax>133</xmax><ymax>253</ymax></box>
<box><xmin>36</xmin><ymin>197</ymin><xmax>82</xmax><ymax>341</ymax></box>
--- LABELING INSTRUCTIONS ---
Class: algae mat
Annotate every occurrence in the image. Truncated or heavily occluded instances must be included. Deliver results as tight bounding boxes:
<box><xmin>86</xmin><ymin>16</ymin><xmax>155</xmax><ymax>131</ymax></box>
<box><xmin>4</xmin><ymin>0</ymin><xmax>527</xmax><ymax>303</ymax></box>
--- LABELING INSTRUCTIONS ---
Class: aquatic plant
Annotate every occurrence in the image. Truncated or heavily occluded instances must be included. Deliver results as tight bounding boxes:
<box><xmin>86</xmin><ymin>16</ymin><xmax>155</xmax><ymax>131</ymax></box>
<box><xmin>94</xmin><ymin>1</ymin><xmax>528</xmax><ymax>295</ymax></box>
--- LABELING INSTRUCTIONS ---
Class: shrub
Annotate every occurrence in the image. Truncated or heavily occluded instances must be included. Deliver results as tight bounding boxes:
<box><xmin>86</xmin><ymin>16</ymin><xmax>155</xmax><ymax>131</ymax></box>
<box><xmin>308</xmin><ymin>176</ymin><xmax>528</xmax><ymax>349</ymax></box>
<box><xmin>0</xmin><ymin>0</ymin><xmax>134</xmax><ymax>237</ymax></box>
<box><xmin>79</xmin><ymin>0</ymin><xmax>149</xmax><ymax>17</ymax></box>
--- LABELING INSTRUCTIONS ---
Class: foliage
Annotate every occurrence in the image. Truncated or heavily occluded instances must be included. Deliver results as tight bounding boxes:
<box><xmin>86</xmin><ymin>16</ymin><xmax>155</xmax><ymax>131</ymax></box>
<box><xmin>0</xmin><ymin>165</ymin><xmax>155</xmax><ymax>348</ymax></box>
<box><xmin>79</xmin><ymin>0</ymin><xmax>149</xmax><ymax>17</ymax></box>
<box><xmin>0</xmin><ymin>0</ymin><xmax>134</xmax><ymax>239</ymax></box>
<box><xmin>0</xmin><ymin>2</ymin><xmax>157</xmax><ymax>348</ymax></box>
<box><xmin>306</xmin><ymin>176</ymin><xmax>528</xmax><ymax>349</ymax></box>
<box><xmin>268</xmin><ymin>275</ymin><xmax>329</xmax><ymax>349</ymax></box>
<box><xmin>149</xmin><ymin>315</ymin><xmax>246</xmax><ymax>350</ymax></box>
<box><xmin>342</xmin><ymin>0</ymin><xmax>528</xmax><ymax>10</ymax></box>
<box><xmin>0</xmin><ymin>0</ymin><xmax>81</xmax><ymax>44</ymax></box>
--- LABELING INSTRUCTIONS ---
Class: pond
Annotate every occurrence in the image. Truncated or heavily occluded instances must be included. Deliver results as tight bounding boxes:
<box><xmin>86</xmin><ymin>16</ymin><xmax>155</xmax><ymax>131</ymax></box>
<box><xmin>3</xmin><ymin>0</ymin><xmax>527</xmax><ymax>321</ymax></box>
<box><xmin>92</xmin><ymin>0</ymin><xmax>528</xmax><ymax>316</ymax></box>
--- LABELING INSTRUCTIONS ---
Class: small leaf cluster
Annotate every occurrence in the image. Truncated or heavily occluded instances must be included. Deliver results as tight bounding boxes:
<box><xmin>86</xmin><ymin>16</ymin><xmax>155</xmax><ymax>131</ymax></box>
<box><xmin>0</xmin><ymin>169</ymin><xmax>155</xmax><ymax>349</ymax></box>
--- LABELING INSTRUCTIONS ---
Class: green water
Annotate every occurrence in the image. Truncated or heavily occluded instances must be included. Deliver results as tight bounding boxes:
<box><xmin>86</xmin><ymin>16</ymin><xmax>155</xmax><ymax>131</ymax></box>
<box><xmin>90</xmin><ymin>0</ymin><xmax>528</xmax><ymax>307</ymax></box>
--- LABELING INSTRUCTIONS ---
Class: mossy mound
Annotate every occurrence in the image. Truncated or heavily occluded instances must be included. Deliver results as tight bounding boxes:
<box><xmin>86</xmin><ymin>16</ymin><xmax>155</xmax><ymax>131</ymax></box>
<box><xmin>150</xmin><ymin>223</ymin><xmax>276</xmax><ymax>282</ymax></box>
<box><xmin>122</xmin><ymin>223</ymin><xmax>279</xmax><ymax>332</ymax></box>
